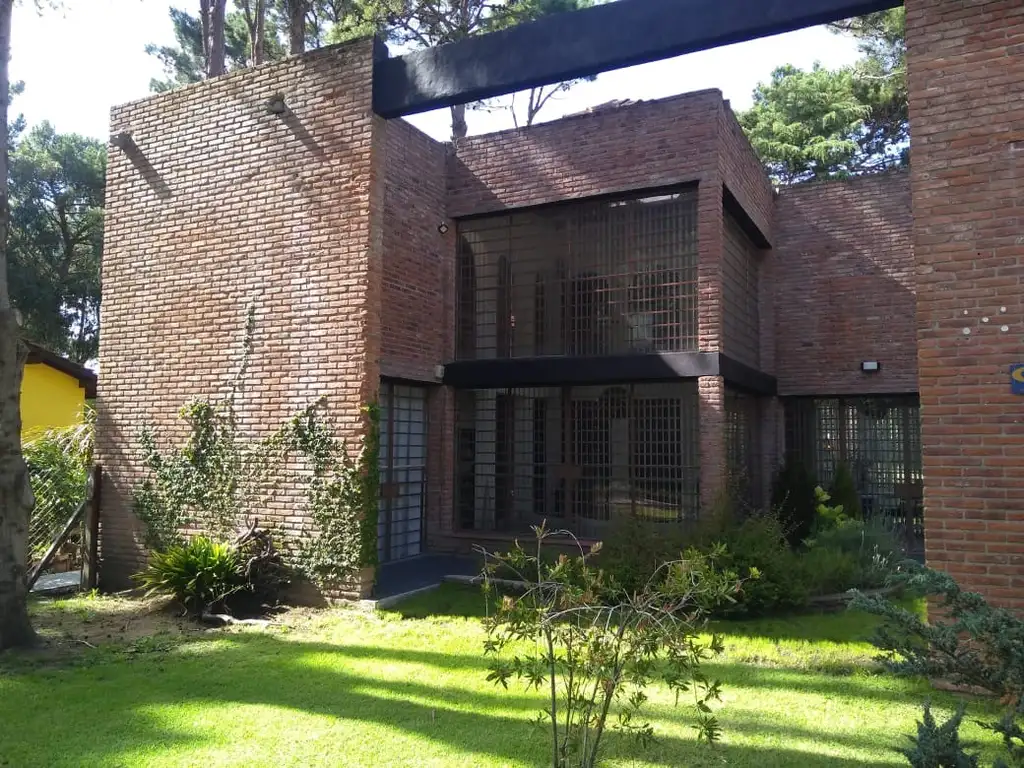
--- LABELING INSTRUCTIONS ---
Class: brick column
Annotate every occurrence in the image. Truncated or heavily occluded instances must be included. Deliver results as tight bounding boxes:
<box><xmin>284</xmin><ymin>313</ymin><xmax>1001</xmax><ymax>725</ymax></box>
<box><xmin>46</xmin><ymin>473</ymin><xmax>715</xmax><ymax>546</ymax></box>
<box><xmin>907</xmin><ymin>0</ymin><xmax>1024</xmax><ymax>609</ymax></box>
<box><xmin>699</xmin><ymin>376</ymin><xmax>727</xmax><ymax>511</ymax></box>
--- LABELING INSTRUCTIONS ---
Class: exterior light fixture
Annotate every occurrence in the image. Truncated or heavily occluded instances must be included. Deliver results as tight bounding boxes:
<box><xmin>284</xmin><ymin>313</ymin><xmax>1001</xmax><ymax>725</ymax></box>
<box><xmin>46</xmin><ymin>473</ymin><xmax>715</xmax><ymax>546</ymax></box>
<box><xmin>861</xmin><ymin>361</ymin><xmax>881</xmax><ymax>373</ymax></box>
<box><xmin>437</xmin><ymin>222</ymin><xmax>450</xmax><ymax>235</ymax></box>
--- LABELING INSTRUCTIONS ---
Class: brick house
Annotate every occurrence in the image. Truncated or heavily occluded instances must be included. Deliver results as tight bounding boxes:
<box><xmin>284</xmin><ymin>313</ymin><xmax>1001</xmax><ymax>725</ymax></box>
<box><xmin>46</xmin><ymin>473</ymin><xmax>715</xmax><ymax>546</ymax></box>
<box><xmin>100</xmin><ymin>3</ymin><xmax>1024</xmax><ymax>607</ymax></box>
<box><xmin>96</xmin><ymin>40</ymin><xmax>917</xmax><ymax>596</ymax></box>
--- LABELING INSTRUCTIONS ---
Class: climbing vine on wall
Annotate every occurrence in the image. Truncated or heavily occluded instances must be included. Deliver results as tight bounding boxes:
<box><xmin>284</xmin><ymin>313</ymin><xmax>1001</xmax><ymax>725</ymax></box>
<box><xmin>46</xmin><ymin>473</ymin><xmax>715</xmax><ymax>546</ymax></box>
<box><xmin>133</xmin><ymin>302</ymin><xmax>381</xmax><ymax>589</ymax></box>
<box><xmin>291</xmin><ymin>400</ymin><xmax>380</xmax><ymax>589</ymax></box>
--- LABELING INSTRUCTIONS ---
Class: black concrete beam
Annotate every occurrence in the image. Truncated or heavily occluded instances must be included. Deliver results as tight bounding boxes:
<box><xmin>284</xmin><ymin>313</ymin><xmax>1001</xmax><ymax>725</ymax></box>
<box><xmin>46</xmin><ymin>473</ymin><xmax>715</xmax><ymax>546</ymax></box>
<box><xmin>372</xmin><ymin>0</ymin><xmax>901</xmax><ymax>118</ymax></box>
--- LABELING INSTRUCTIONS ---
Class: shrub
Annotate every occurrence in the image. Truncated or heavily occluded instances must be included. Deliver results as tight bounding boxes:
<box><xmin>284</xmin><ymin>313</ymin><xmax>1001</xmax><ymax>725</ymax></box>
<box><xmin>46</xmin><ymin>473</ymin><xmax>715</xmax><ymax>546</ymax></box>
<box><xmin>828</xmin><ymin>460</ymin><xmax>863</xmax><ymax>522</ymax></box>
<box><xmin>136</xmin><ymin>536</ymin><xmax>243</xmax><ymax>617</ymax></box>
<box><xmin>853</xmin><ymin>564</ymin><xmax>1024</xmax><ymax>767</ymax></box>
<box><xmin>771</xmin><ymin>454</ymin><xmax>818</xmax><ymax>546</ymax></box>
<box><xmin>593</xmin><ymin>513</ymin><xmax>692</xmax><ymax>597</ymax></box>
<box><xmin>713</xmin><ymin>513</ymin><xmax>809</xmax><ymax>616</ymax></box>
<box><xmin>799</xmin><ymin>546</ymin><xmax>861</xmax><ymax>596</ymax></box>
<box><xmin>801</xmin><ymin>516</ymin><xmax>901</xmax><ymax>597</ymax></box>
<box><xmin>482</xmin><ymin>526</ymin><xmax>740</xmax><ymax>768</ymax></box>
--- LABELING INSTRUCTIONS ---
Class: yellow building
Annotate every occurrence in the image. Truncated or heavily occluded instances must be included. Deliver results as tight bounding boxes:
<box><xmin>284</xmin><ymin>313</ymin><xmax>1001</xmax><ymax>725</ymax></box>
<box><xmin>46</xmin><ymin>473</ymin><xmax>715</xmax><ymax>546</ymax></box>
<box><xmin>21</xmin><ymin>342</ymin><xmax>97</xmax><ymax>439</ymax></box>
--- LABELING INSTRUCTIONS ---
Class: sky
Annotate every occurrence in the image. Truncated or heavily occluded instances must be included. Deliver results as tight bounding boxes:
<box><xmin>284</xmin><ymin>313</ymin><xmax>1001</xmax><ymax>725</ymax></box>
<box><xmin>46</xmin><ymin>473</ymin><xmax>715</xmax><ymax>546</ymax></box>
<box><xmin>10</xmin><ymin>0</ymin><xmax>863</xmax><ymax>143</ymax></box>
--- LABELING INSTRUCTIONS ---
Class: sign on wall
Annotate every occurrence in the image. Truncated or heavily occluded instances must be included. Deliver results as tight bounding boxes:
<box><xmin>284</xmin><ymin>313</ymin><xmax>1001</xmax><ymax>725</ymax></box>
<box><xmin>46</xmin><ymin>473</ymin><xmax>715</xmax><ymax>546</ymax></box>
<box><xmin>1012</xmin><ymin>364</ymin><xmax>1024</xmax><ymax>395</ymax></box>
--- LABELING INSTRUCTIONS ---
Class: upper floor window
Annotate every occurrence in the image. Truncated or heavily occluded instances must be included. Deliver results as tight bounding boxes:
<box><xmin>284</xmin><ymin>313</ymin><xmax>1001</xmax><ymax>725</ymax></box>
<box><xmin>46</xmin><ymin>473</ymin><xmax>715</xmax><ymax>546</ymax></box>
<box><xmin>456</xmin><ymin>188</ymin><xmax>698</xmax><ymax>360</ymax></box>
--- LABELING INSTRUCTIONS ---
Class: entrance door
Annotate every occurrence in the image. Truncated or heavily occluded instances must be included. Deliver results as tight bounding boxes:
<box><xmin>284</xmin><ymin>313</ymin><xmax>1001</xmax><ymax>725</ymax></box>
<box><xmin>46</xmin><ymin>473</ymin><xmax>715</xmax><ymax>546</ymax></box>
<box><xmin>378</xmin><ymin>382</ymin><xmax>428</xmax><ymax>562</ymax></box>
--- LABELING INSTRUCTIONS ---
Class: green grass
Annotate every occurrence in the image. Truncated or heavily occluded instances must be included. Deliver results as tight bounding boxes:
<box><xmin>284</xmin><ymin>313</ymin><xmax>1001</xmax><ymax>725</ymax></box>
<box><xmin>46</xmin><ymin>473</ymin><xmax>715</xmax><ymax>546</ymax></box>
<box><xmin>0</xmin><ymin>585</ymin><xmax>1003</xmax><ymax>767</ymax></box>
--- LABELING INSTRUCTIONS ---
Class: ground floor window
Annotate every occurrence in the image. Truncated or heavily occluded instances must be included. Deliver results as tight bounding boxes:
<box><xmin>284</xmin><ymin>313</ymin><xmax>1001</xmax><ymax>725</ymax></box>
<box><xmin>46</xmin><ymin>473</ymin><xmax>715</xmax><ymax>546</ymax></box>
<box><xmin>456</xmin><ymin>382</ymin><xmax>700</xmax><ymax>537</ymax></box>
<box><xmin>378</xmin><ymin>382</ymin><xmax>428</xmax><ymax>562</ymax></box>
<box><xmin>725</xmin><ymin>388</ymin><xmax>763</xmax><ymax>507</ymax></box>
<box><xmin>784</xmin><ymin>395</ymin><xmax>923</xmax><ymax>551</ymax></box>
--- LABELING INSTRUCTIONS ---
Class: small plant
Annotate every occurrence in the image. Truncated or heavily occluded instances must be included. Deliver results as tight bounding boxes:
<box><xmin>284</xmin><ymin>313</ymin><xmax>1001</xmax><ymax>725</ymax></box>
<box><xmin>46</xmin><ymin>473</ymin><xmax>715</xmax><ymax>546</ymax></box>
<box><xmin>901</xmin><ymin>701</ymin><xmax>980</xmax><ymax>768</ymax></box>
<box><xmin>813</xmin><ymin>485</ymin><xmax>849</xmax><ymax>531</ymax></box>
<box><xmin>482</xmin><ymin>525</ymin><xmax>740</xmax><ymax>768</ymax></box>
<box><xmin>135</xmin><ymin>536</ymin><xmax>243</xmax><ymax>617</ymax></box>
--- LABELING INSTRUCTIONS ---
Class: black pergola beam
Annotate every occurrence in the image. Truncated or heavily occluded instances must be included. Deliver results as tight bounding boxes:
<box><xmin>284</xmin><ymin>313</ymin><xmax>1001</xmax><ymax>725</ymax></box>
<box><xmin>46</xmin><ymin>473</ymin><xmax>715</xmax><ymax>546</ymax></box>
<box><xmin>372</xmin><ymin>0</ymin><xmax>901</xmax><ymax>118</ymax></box>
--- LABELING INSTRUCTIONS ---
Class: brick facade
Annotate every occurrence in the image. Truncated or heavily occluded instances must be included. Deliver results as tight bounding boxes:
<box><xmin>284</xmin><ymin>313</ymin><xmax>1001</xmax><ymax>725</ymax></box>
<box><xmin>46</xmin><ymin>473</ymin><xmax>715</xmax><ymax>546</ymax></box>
<box><xmin>101</xmin><ymin>53</ymin><xmax>934</xmax><ymax>597</ymax></box>
<box><xmin>774</xmin><ymin>172</ymin><xmax>917</xmax><ymax>396</ymax></box>
<box><xmin>907</xmin><ymin>0</ymin><xmax>1024</xmax><ymax>609</ymax></box>
<box><xmin>98</xmin><ymin>41</ymin><xmax>383</xmax><ymax>590</ymax></box>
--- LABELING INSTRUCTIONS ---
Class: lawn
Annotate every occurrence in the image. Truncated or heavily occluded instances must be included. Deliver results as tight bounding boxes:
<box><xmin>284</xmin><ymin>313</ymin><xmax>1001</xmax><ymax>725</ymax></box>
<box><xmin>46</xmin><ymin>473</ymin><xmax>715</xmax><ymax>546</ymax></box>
<box><xmin>0</xmin><ymin>585</ymin><xmax>1003</xmax><ymax>767</ymax></box>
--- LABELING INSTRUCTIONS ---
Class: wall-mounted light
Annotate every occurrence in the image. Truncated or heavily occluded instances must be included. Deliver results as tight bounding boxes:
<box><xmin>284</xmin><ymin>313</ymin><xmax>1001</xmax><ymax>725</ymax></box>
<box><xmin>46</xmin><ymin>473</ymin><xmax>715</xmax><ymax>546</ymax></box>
<box><xmin>861</xmin><ymin>361</ymin><xmax>881</xmax><ymax>373</ymax></box>
<box><xmin>437</xmin><ymin>222</ymin><xmax>450</xmax><ymax>235</ymax></box>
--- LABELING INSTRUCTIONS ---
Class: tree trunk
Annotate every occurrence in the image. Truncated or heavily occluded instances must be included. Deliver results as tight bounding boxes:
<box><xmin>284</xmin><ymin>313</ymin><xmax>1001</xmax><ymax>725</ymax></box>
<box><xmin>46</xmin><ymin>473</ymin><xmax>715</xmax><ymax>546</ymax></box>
<box><xmin>0</xmin><ymin>0</ymin><xmax>37</xmax><ymax>652</ymax></box>
<box><xmin>450</xmin><ymin>103</ymin><xmax>468</xmax><ymax>140</ymax></box>
<box><xmin>253</xmin><ymin>0</ymin><xmax>266</xmax><ymax>65</ymax></box>
<box><xmin>241</xmin><ymin>0</ymin><xmax>266</xmax><ymax>66</ymax></box>
<box><xmin>207</xmin><ymin>0</ymin><xmax>227</xmax><ymax>77</ymax></box>
<box><xmin>289</xmin><ymin>0</ymin><xmax>306</xmax><ymax>55</ymax></box>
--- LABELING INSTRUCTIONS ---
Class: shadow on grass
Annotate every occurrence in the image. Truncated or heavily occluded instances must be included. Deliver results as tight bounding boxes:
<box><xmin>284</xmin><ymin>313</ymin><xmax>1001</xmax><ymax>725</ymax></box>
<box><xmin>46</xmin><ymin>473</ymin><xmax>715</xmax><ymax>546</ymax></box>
<box><xmin>0</xmin><ymin>630</ymin><xmax>931</xmax><ymax>768</ymax></box>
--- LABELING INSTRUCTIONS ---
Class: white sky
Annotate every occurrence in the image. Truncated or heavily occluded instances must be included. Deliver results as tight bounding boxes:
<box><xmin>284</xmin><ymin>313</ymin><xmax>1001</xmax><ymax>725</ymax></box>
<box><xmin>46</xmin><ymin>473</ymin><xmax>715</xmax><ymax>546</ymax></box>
<box><xmin>10</xmin><ymin>0</ymin><xmax>862</xmax><ymax>143</ymax></box>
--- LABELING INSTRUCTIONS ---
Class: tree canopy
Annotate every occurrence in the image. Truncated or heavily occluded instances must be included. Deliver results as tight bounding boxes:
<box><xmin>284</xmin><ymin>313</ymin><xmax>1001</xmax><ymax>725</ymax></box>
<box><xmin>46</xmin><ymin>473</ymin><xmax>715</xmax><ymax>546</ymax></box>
<box><xmin>738</xmin><ymin>8</ymin><xmax>907</xmax><ymax>184</ymax></box>
<box><xmin>8</xmin><ymin>122</ymin><xmax>105</xmax><ymax>364</ymax></box>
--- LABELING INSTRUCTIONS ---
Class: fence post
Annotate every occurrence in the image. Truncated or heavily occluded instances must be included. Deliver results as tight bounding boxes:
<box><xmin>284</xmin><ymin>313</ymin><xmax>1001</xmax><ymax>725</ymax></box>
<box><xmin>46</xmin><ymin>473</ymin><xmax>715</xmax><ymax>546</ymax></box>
<box><xmin>82</xmin><ymin>464</ymin><xmax>101</xmax><ymax>590</ymax></box>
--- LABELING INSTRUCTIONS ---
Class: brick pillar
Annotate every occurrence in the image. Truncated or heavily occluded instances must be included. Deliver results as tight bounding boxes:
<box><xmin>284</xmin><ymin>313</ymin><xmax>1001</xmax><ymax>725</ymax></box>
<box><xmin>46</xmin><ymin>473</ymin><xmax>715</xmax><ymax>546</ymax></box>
<box><xmin>907</xmin><ymin>0</ymin><xmax>1024</xmax><ymax>609</ymax></box>
<box><xmin>96</xmin><ymin>40</ymin><xmax>382</xmax><ymax>591</ymax></box>
<box><xmin>699</xmin><ymin>376</ymin><xmax>727</xmax><ymax>511</ymax></box>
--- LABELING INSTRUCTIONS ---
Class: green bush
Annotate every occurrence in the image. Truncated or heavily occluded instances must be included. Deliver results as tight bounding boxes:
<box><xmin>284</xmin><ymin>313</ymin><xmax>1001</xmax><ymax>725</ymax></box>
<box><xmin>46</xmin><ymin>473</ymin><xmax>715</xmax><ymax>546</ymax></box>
<box><xmin>713</xmin><ymin>514</ymin><xmax>809</xmax><ymax>616</ymax></box>
<box><xmin>593</xmin><ymin>514</ymin><xmax>692</xmax><ymax>596</ymax></box>
<box><xmin>136</xmin><ymin>537</ymin><xmax>243</xmax><ymax>617</ymax></box>
<box><xmin>828</xmin><ymin>460</ymin><xmax>863</xmax><ymax>522</ymax></box>
<box><xmin>798</xmin><ymin>546</ymin><xmax>861</xmax><ymax>596</ymax></box>
<box><xmin>804</xmin><ymin>519</ymin><xmax>902</xmax><ymax>594</ymax></box>
<box><xmin>853</xmin><ymin>564</ymin><xmax>1024</xmax><ymax>767</ymax></box>
<box><xmin>771</xmin><ymin>454</ymin><xmax>818</xmax><ymax>546</ymax></box>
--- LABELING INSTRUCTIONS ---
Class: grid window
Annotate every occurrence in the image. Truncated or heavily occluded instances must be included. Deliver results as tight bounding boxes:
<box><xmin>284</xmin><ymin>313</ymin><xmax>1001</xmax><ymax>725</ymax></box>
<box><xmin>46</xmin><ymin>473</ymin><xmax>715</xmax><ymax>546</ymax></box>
<box><xmin>455</xmin><ymin>383</ymin><xmax>699</xmax><ymax>537</ymax></box>
<box><xmin>725</xmin><ymin>388</ymin><xmax>763</xmax><ymax>506</ymax></box>
<box><xmin>378</xmin><ymin>382</ymin><xmax>428</xmax><ymax>562</ymax></box>
<box><xmin>785</xmin><ymin>395</ymin><xmax>923</xmax><ymax>554</ymax></box>
<box><xmin>456</xmin><ymin>189</ymin><xmax>699</xmax><ymax>360</ymax></box>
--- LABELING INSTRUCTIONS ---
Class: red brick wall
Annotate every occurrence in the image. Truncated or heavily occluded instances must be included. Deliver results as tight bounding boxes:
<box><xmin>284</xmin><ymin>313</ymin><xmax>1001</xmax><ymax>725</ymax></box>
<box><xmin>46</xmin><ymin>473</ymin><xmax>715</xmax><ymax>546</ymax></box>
<box><xmin>773</xmin><ymin>172</ymin><xmax>916</xmax><ymax>396</ymax></box>
<box><xmin>381</xmin><ymin>118</ymin><xmax>450</xmax><ymax>381</ymax></box>
<box><xmin>907</xmin><ymin>0</ymin><xmax>1024</xmax><ymax>609</ymax></box>
<box><xmin>446</xmin><ymin>91</ymin><xmax>722</xmax><ymax>218</ymax></box>
<box><xmin>719</xmin><ymin>102</ymin><xmax>775</xmax><ymax>244</ymax></box>
<box><xmin>379</xmin><ymin>117</ymin><xmax>456</xmax><ymax>555</ymax></box>
<box><xmin>97</xmin><ymin>40</ymin><xmax>382</xmax><ymax>589</ymax></box>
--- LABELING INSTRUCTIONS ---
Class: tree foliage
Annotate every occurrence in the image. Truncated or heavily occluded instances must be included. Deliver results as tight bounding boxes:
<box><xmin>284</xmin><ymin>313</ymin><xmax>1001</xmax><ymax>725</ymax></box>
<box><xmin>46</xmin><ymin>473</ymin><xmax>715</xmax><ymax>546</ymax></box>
<box><xmin>739</xmin><ymin>7</ymin><xmax>907</xmax><ymax>184</ymax></box>
<box><xmin>147</xmin><ymin>2</ymin><xmax>367</xmax><ymax>91</ymax></box>
<box><xmin>8</xmin><ymin>122</ymin><xmax>105</xmax><ymax>363</ymax></box>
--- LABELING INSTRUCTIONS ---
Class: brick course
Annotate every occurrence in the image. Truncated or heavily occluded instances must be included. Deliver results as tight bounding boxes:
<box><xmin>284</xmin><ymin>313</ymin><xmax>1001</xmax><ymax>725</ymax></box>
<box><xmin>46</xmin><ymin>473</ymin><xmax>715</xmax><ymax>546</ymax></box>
<box><xmin>774</xmin><ymin>172</ymin><xmax>917</xmax><ymax>396</ymax></box>
<box><xmin>907</xmin><ymin>0</ymin><xmax>1024</xmax><ymax>609</ymax></box>
<box><xmin>98</xmin><ymin>40</ymin><xmax>382</xmax><ymax>590</ymax></box>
